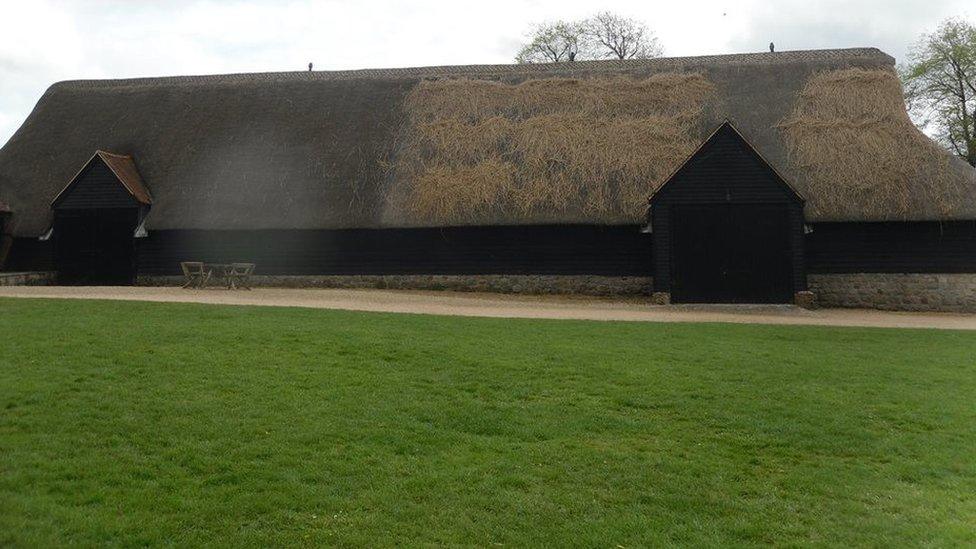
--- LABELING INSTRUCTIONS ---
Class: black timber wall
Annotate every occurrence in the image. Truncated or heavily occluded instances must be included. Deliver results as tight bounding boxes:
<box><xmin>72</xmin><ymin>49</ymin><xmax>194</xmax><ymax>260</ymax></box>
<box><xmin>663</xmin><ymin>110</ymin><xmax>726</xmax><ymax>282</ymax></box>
<box><xmin>807</xmin><ymin>221</ymin><xmax>976</xmax><ymax>273</ymax></box>
<box><xmin>0</xmin><ymin>214</ymin><xmax>9</xmax><ymax>270</ymax></box>
<box><xmin>54</xmin><ymin>159</ymin><xmax>140</xmax><ymax>210</ymax></box>
<box><xmin>136</xmin><ymin>225</ymin><xmax>653</xmax><ymax>276</ymax></box>
<box><xmin>4</xmin><ymin>222</ymin><xmax>976</xmax><ymax>278</ymax></box>
<box><xmin>3</xmin><ymin>238</ymin><xmax>54</xmax><ymax>271</ymax></box>
<box><xmin>650</xmin><ymin>123</ymin><xmax>806</xmax><ymax>293</ymax></box>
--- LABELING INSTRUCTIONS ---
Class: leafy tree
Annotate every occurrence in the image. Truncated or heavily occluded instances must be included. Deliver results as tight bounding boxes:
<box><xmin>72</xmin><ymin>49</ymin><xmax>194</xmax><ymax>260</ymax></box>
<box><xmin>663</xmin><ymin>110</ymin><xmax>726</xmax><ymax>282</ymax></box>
<box><xmin>902</xmin><ymin>18</ymin><xmax>976</xmax><ymax>166</ymax></box>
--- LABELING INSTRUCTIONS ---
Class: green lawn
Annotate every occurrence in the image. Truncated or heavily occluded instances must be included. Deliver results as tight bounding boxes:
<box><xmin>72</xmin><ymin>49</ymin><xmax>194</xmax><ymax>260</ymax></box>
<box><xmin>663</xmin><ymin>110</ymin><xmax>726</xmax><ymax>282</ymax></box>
<box><xmin>1</xmin><ymin>298</ymin><xmax>975</xmax><ymax>546</ymax></box>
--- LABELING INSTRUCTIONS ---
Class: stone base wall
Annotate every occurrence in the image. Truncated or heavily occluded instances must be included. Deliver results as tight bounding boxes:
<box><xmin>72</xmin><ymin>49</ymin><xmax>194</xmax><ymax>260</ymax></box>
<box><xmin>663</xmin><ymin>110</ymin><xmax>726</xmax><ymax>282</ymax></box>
<box><xmin>136</xmin><ymin>272</ymin><xmax>976</xmax><ymax>311</ymax></box>
<box><xmin>650</xmin><ymin>292</ymin><xmax>670</xmax><ymax>305</ymax></box>
<box><xmin>0</xmin><ymin>271</ymin><xmax>56</xmax><ymax>286</ymax></box>
<box><xmin>137</xmin><ymin>274</ymin><xmax>655</xmax><ymax>297</ymax></box>
<box><xmin>793</xmin><ymin>291</ymin><xmax>816</xmax><ymax>309</ymax></box>
<box><xmin>809</xmin><ymin>273</ymin><xmax>976</xmax><ymax>312</ymax></box>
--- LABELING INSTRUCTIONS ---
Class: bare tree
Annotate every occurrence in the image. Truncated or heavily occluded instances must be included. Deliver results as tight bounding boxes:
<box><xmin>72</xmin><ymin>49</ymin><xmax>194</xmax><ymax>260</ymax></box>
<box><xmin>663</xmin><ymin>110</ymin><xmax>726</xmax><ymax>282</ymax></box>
<box><xmin>583</xmin><ymin>12</ymin><xmax>662</xmax><ymax>60</ymax></box>
<box><xmin>516</xmin><ymin>21</ymin><xmax>586</xmax><ymax>63</ymax></box>
<box><xmin>902</xmin><ymin>17</ymin><xmax>976</xmax><ymax>166</ymax></box>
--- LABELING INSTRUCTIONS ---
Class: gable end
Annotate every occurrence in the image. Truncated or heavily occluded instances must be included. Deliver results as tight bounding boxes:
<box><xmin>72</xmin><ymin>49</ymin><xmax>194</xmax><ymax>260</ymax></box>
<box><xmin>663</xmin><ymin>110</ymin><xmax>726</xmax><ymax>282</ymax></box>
<box><xmin>651</xmin><ymin>121</ymin><xmax>804</xmax><ymax>205</ymax></box>
<box><xmin>52</xmin><ymin>152</ymin><xmax>151</xmax><ymax>210</ymax></box>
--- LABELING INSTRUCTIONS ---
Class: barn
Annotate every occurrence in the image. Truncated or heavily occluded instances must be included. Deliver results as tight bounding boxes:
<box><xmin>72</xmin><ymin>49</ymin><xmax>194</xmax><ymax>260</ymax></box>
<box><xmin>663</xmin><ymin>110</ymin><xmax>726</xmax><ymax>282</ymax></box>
<box><xmin>1</xmin><ymin>48</ymin><xmax>975</xmax><ymax>310</ymax></box>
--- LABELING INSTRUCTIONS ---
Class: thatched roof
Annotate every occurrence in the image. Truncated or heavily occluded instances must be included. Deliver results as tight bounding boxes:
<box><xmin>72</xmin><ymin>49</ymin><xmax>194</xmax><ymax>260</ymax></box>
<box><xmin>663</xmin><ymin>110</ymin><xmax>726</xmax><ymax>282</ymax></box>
<box><xmin>0</xmin><ymin>47</ymin><xmax>973</xmax><ymax>237</ymax></box>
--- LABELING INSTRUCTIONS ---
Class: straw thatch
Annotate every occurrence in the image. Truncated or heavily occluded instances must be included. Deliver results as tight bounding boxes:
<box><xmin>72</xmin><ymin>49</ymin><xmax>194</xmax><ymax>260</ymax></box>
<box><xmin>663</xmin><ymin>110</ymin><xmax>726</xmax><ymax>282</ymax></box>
<box><xmin>388</xmin><ymin>74</ymin><xmax>714</xmax><ymax>223</ymax></box>
<box><xmin>779</xmin><ymin>68</ymin><xmax>963</xmax><ymax>219</ymax></box>
<box><xmin>0</xmin><ymin>47</ymin><xmax>973</xmax><ymax>237</ymax></box>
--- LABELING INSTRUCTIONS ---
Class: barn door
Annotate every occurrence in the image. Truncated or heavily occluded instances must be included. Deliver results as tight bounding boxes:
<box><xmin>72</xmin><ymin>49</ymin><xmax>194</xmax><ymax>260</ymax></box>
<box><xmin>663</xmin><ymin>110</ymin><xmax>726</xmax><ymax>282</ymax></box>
<box><xmin>55</xmin><ymin>209</ymin><xmax>138</xmax><ymax>285</ymax></box>
<box><xmin>671</xmin><ymin>204</ymin><xmax>792</xmax><ymax>303</ymax></box>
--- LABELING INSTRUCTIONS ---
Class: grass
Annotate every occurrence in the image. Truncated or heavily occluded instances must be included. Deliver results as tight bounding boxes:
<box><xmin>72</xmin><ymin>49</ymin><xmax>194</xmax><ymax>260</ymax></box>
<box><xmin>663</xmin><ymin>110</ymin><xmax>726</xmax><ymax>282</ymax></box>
<box><xmin>1</xmin><ymin>298</ymin><xmax>975</xmax><ymax>546</ymax></box>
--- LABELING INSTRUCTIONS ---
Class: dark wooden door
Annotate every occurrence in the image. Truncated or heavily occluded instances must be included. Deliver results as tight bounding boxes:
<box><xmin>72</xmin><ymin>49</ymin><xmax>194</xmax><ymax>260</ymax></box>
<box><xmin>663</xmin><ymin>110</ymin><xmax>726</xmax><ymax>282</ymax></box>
<box><xmin>55</xmin><ymin>210</ymin><xmax>137</xmax><ymax>285</ymax></box>
<box><xmin>671</xmin><ymin>204</ymin><xmax>792</xmax><ymax>303</ymax></box>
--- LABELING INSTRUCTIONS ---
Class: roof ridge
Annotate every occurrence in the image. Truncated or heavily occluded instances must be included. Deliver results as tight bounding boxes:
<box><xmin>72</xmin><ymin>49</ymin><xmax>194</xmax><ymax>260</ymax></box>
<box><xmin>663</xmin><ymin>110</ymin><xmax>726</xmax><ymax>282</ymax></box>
<box><xmin>49</xmin><ymin>47</ymin><xmax>893</xmax><ymax>90</ymax></box>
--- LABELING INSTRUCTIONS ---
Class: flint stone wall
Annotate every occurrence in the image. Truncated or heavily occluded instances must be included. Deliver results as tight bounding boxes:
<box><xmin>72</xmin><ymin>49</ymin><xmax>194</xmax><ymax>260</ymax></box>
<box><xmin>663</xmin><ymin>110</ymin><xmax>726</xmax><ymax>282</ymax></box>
<box><xmin>809</xmin><ymin>273</ymin><xmax>976</xmax><ymax>312</ymax></box>
<box><xmin>138</xmin><ymin>274</ymin><xmax>654</xmax><ymax>297</ymax></box>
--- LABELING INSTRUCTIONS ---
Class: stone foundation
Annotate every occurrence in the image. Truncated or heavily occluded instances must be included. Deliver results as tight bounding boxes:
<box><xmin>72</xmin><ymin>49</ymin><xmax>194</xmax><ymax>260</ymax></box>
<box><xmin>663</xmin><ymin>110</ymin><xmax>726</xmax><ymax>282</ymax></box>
<box><xmin>650</xmin><ymin>292</ymin><xmax>671</xmax><ymax>305</ymax></box>
<box><xmin>137</xmin><ymin>274</ymin><xmax>654</xmax><ymax>297</ymax></box>
<box><xmin>134</xmin><ymin>273</ymin><xmax>976</xmax><ymax>311</ymax></box>
<box><xmin>0</xmin><ymin>271</ymin><xmax>56</xmax><ymax>286</ymax></box>
<box><xmin>809</xmin><ymin>273</ymin><xmax>976</xmax><ymax>312</ymax></box>
<box><xmin>793</xmin><ymin>291</ymin><xmax>817</xmax><ymax>309</ymax></box>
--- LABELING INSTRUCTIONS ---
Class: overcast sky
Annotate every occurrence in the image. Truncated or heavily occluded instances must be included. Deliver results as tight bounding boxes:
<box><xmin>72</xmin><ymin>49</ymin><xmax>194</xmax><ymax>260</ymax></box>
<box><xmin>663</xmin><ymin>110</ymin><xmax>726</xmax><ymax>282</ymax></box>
<box><xmin>0</xmin><ymin>0</ymin><xmax>972</xmax><ymax>146</ymax></box>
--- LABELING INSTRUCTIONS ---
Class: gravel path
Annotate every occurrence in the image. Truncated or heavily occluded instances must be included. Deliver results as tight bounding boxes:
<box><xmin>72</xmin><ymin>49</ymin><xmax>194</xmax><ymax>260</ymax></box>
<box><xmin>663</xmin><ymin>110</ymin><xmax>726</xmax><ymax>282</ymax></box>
<box><xmin>1</xmin><ymin>286</ymin><xmax>975</xmax><ymax>330</ymax></box>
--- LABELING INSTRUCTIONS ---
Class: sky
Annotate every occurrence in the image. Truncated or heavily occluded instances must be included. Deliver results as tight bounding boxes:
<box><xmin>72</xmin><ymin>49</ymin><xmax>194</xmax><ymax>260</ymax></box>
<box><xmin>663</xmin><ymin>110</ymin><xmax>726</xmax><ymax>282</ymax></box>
<box><xmin>0</xmin><ymin>0</ymin><xmax>972</xmax><ymax>146</ymax></box>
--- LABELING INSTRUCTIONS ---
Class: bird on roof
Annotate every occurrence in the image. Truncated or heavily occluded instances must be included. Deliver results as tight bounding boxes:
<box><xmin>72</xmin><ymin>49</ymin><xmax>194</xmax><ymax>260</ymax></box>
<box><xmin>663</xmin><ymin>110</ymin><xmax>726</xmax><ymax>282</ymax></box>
<box><xmin>308</xmin><ymin>62</ymin><xmax>313</xmax><ymax>71</ymax></box>
<box><xmin>769</xmin><ymin>42</ymin><xmax>775</xmax><ymax>53</ymax></box>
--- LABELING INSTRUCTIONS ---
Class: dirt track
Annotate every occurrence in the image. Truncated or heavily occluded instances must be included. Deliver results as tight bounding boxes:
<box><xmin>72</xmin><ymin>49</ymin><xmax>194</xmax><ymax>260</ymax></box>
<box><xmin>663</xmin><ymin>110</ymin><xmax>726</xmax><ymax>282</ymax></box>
<box><xmin>1</xmin><ymin>286</ymin><xmax>975</xmax><ymax>330</ymax></box>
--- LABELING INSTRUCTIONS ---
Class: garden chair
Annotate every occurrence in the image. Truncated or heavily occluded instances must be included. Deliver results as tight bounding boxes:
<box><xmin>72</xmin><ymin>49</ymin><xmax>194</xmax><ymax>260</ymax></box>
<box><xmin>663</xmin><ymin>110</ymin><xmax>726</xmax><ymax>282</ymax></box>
<box><xmin>226</xmin><ymin>263</ymin><xmax>255</xmax><ymax>290</ymax></box>
<box><xmin>180</xmin><ymin>261</ymin><xmax>211</xmax><ymax>289</ymax></box>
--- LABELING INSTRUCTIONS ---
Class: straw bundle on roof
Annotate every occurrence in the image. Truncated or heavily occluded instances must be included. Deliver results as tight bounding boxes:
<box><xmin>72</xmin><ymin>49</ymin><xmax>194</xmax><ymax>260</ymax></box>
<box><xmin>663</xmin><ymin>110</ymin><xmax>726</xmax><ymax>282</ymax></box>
<box><xmin>779</xmin><ymin>68</ymin><xmax>956</xmax><ymax>219</ymax></box>
<box><xmin>390</xmin><ymin>73</ymin><xmax>715</xmax><ymax>224</ymax></box>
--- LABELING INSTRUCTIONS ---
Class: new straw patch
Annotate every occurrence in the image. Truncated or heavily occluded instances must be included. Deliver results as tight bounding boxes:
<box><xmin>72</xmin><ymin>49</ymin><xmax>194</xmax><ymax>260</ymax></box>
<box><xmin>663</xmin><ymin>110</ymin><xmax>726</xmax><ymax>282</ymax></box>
<box><xmin>389</xmin><ymin>74</ymin><xmax>715</xmax><ymax>224</ymax></box>
<box><xmin>779</xmin><ymin>68</ymin><xmax>958</xmax><ymax>219</ymax></box>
